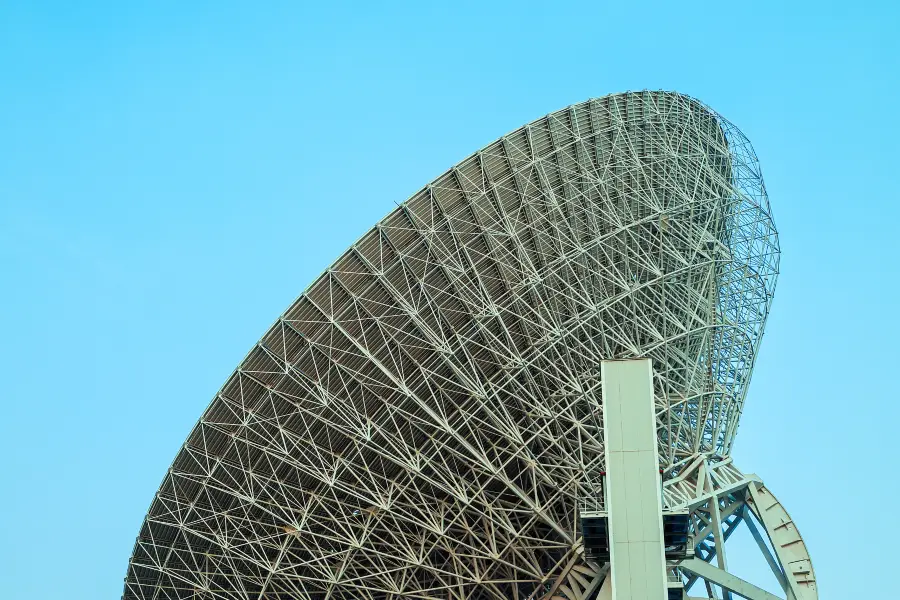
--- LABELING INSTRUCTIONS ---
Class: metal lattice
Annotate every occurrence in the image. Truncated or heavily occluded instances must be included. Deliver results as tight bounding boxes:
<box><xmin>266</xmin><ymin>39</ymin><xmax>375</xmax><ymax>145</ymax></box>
<box><xmin>123</xmin><ymin>91</ymin><xmax>779</xmax><ymax>600</ymax></box>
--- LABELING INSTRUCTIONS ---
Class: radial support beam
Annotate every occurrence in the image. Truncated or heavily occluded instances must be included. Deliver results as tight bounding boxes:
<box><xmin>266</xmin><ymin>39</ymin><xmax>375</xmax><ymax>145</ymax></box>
<box><xmin>742</xmin><ymin>505</ymin><xmax>790</xmax><ymax>595</ymax></box>
<box><xmin>600</xmin><ymin>358</ymin><xmax>666</xmax><ymax>600</ymax></box>
<box><xmin>709</xmin><ymin>497</ymin><xmax>733</xmax><ymax>600</ymax></box>
<box><xmin>680</xmin><ymin>559</ymin><xmax>782</xmax><ymax>600</ymax></box>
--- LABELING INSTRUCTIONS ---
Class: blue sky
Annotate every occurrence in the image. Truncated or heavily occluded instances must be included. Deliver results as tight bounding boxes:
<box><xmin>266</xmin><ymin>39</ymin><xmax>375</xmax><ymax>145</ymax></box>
<box><xmin>1</xmin><ymin>1</ymin><xmax>896</xmax><ymax>598</ymax></box>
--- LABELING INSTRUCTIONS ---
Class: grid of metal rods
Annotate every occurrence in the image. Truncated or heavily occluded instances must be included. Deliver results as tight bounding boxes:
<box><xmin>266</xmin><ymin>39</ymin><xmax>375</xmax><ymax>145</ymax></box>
<box><xmin>123</xmin><ymin>91</ymin><xmax>779</xmax><ymax>600</ymax></box>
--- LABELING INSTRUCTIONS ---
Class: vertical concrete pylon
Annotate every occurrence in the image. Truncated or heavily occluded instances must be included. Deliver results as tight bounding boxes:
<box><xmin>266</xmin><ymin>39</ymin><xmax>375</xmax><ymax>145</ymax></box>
<box><xmin>601</xmin><ymin>359</ymin><xmax>666</xmax><ymax>600</ymax></box>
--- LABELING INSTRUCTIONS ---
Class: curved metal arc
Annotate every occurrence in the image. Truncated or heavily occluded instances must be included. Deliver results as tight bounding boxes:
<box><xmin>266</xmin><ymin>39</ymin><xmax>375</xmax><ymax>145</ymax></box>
<box><xmin>680</xmin><ymin>559</ymin><xmax>782</xmax><ymax>600</ymax></box>
<box><xmin>745</xmin><ymin>483</ymin><xmax>817</xmax><ymax>600</ymax></box>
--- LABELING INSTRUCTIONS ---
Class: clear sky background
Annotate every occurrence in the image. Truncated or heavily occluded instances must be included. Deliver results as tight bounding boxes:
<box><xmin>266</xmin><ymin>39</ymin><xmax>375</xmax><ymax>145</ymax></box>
<box><xmin>1</xmin><ymin>1</ymin><xmax>897</xmax><ymax>598</ymax></box>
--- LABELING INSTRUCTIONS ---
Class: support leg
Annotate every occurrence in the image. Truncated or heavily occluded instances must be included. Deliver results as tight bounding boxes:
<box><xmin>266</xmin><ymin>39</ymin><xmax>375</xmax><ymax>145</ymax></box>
<box><xmin>601</xmin><ymin>359</ymin><xmax>667</xmax><ymax>600</ymax></box>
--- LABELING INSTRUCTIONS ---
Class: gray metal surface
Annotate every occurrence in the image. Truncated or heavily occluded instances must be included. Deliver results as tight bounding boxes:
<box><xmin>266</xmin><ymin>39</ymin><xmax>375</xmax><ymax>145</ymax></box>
<box><xmin>122</xmin><ymin>91</ymin><xmax>782</xmax><ymax>599</ymax></box>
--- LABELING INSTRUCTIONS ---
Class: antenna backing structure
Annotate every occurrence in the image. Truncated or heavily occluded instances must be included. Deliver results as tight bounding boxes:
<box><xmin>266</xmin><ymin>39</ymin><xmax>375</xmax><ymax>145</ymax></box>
<box><xmin>122</xmin><ymin>91</ymin><xmax>815</xmax><ymax>600</ymax></box>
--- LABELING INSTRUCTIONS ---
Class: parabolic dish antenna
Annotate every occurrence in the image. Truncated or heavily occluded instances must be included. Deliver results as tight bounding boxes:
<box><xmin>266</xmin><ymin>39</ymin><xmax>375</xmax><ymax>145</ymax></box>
<box><xmin>122</xmin><ymin>91</ymin><xmax>816</xmax><ymax>600</ymax></box>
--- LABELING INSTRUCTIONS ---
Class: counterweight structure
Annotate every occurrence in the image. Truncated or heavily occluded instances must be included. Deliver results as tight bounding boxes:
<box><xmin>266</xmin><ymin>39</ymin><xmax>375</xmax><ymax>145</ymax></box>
<box><xmin>122</xmin><ymin>91</ymin><xmax>816</xmax><ymax>600</ymax></box>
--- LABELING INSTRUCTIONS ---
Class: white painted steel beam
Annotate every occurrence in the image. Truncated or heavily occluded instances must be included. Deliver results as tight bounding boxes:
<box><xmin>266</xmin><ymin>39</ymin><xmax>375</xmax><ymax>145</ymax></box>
<box><xmin>601</xmin><ymin>358</ymin><xmax>666</xmax><ymax>600</ymax></box>
<box><xmin>680</xmin><ymin>559</ymin><xmax>782</xmax><ymax>600</ymax></box>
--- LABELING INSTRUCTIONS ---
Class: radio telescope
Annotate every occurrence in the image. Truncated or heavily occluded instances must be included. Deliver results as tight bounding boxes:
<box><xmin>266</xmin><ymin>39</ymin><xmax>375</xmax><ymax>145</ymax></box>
<box><xmin>122</xmin><ymin>91</ymin><xmax>816</xmax><ymax>600</ymax></box>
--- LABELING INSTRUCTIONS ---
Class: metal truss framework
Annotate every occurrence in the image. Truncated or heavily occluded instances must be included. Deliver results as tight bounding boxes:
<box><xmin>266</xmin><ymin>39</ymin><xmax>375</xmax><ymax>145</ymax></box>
<box><xmin>122</xmin><ymin>91</ymin><xmax>803</xmax><ymax>599</ymax></box>
<box><xmin>663</xmin><ymin>456</ymin><xmax>817</xmax><ymax>600</ymax></box>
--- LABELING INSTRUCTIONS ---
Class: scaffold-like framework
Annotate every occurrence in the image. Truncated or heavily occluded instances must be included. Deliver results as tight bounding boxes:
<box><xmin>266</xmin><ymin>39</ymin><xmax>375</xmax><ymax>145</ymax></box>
<box><xmin>123</xmin><ymin>91</ymin><xmax>811</xmax><ymax>600</ymax></box>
